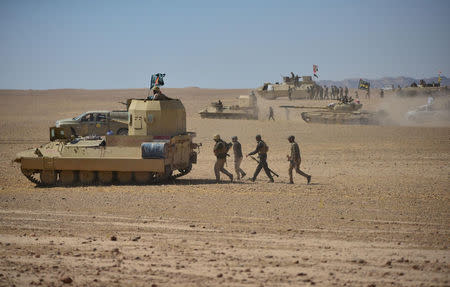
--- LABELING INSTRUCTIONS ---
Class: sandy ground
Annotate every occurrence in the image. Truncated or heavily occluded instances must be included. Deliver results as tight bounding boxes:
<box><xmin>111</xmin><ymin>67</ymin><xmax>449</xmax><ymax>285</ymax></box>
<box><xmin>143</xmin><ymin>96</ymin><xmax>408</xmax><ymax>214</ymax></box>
<box><xmin>0</xmin><ymin>88</ymin><xmax>449</xmax><ymax>286</ymax></box>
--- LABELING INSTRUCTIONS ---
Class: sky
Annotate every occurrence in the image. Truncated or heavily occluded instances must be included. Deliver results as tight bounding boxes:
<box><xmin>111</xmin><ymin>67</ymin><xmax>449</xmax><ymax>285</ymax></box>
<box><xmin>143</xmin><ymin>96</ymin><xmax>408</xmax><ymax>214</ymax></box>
<box><xmin>0</xmin><ymin>0</ymin><xmax>449</xmax><ymax>89</ymax></box>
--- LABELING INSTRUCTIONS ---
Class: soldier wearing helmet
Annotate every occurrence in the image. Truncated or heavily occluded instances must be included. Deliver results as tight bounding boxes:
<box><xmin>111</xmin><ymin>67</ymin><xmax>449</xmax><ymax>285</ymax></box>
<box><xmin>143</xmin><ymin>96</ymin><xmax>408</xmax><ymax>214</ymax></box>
<box><xmin>287</xmin><ymin>135</ymin><xmax>311</xmax><ymax>184</ymax></box>
<box><xmin>247</xmin><ymin>134</ymin><xmax>274</xmax><ymax>182</ymax></box>
<box><xmin>149</xmin><ymin>86</ymin><xmax>172</xmax><ymax>101</ymax></box>
<box><xmin>232</xmin><ymin>136</ymin><xmax>246</xmax><ymax>180</ymax></box>
<box><xmin>213</xmin><ymin>134</ymin><xmax>233</xmax><ymax>183</ymax></box>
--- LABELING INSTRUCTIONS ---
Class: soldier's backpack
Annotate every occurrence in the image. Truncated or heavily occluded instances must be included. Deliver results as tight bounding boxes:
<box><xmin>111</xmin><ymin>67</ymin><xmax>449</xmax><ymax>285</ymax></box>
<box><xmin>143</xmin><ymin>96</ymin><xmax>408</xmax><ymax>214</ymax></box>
<box><xmin>259</xmin><ymin>140</ymin><xmax>269</xmax><ymax>153</ymax></box>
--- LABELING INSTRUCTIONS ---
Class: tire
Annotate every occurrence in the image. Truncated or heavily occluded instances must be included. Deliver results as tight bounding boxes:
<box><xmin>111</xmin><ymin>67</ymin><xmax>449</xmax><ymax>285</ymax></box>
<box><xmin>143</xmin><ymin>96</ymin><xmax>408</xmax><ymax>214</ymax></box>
<box><xmin>117</xmin><ymin>128</ymin><xmax>128</xmax><ymax>136</ymax></box>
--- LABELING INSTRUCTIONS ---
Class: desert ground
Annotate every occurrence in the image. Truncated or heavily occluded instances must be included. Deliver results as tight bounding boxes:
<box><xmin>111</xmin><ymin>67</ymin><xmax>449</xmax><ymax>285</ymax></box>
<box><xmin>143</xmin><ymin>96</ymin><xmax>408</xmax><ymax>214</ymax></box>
<box><xmin>0</xmin><ymin>88</ymin><xmax>449</xmax><ymax>286</ymax></box>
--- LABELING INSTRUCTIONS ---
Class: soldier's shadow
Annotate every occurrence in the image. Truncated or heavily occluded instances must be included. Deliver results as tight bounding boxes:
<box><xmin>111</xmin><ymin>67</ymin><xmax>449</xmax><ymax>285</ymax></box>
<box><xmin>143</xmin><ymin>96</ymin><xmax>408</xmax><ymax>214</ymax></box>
<box><xmin>173</xmin><ymin>178</ymin><xmax>248</xmax><ymax>185</ymax></box>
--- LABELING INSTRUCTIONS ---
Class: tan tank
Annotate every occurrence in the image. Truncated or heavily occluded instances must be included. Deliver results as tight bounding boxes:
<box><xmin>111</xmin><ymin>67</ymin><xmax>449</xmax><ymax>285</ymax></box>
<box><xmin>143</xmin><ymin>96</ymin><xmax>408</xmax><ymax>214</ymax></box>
<box><xmin>282</xmin><ymin>102</ymin><xmax>384</xmax><ymax>125</ymax></box>
<box><xmin>256</xmin><ymin>74</ymin><xmax>319</xmax><ymax>100</ymax></box>
<box><xmin>396</xmin><ymin>85</ymin><xmax>449</xmax><ymax>97</ymax></box>
<box><xmin>14</xmin><ymin>98</ymin><xmax>200</xmax><ymax>186</ymax></box>
<box><xmin>199</xmin><ymin>94</ymin><xmax>259</xmax><ymax>119</ymax></box>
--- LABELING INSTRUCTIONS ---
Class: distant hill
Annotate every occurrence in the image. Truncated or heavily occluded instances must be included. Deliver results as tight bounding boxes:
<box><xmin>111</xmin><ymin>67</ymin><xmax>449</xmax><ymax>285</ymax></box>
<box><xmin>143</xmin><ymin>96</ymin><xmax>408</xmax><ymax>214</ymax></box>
<box><xmin>318</xmin><ymin>76</ymin><xmax>449</xmax><ymax>89</ymax></box>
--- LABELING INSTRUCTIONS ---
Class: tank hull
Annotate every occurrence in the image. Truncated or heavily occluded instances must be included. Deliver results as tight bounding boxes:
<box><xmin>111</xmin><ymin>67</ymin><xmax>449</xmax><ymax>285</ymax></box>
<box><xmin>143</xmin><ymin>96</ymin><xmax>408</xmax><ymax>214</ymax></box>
<box><xmin>15</xmin><ymin>99</ymin><xmax>200</xmax><ymax>186</ymax></box>
<box><xmin>199</xmin><ymin>110</ymin><xmax>258</xmax><ymax>120</ymax></box>
<box><xmin>301</xmin><ymin>111</ymin><xmax>380</xmax><ymax>125</ymax></box>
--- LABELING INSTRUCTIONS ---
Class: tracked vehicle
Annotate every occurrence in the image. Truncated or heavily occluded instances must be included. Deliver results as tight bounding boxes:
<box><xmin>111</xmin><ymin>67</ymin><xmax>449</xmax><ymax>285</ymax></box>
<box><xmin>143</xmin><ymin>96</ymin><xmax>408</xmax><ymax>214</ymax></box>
<box><xmin>282</xmin><ymin>102</ymin><xmax>384</xmax><ymax>125</ymax></box>
<box><xmin>199</xmin><ymin>94</ymin><xmax>259</xmax><ymax>119</ymax></box>
<box><xmin>256</xmin><ymin>74</ymin><xmax>319</xmax><ymax>100</ymax></box>
<box><xmin>14</xmin><ymin>98</ymin><xmax>200</xmax><ymax>186</ymax></box>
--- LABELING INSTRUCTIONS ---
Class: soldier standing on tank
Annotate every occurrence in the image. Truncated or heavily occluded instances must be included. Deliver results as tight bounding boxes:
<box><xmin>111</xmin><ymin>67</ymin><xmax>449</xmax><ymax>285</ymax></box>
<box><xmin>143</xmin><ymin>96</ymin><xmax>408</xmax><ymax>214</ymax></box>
<box><xmin>149</xmin><ymin>86</ymin><xmax>173</xmax><ymax>100</ymax></box>
<box><xmin>339</xmin><ymin>87</ymin><xmax>344</xmax><ymax>100</ymax></box>
<box><xmin>213</xmin><ymin>134</ymin><xmax>233</xmax><ymax>183</ymax></box>
<box><xmin>344</xmin><ymin>86</ymin><xmax>349</xmax><ymax>98</ymax></box>
<box><xmin>247</xmin><ymin>135</ymin><xmax>274</xmax><ymax>182</ymax></box>
<box><xmin>232</xmin><ymin>136</ymin><xmax>246</xmax><ymax>180</ymax></box>
<box><xmin>287</xmin><ymin>135</ymin><xmax>311</xmax><ymax>184</ymax></box>
<box><xmin>268</xmin><ymin>107</ymin><xmax>275</xmax><ymax>121</ymax></box>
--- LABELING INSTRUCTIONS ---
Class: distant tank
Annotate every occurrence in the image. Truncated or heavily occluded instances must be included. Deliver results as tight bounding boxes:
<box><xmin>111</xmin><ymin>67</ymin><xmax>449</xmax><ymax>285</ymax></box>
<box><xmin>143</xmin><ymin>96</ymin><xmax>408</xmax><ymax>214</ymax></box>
<box><xmin>396</xmin><ymin>80</ymin><xmax>449</xmax><ymax>97</ymax></box>
<box><xmin>14</xmin><ymin>98</ymin><xmax>201</xmax><ymax>186</ymax></box>
<box><xmin>199</xmin><ymin>94</ymin><xmax>259</xmax><ymax>120</ymax></box>
<box><xmin>256</xmin><ymin>74</ymin><xmax>319</xmax><ymax>100</ymax></box>
<box><xmin>282</xmin><ymin>101</ymin><xmax>384</xmax><ymax>125</ymax></box>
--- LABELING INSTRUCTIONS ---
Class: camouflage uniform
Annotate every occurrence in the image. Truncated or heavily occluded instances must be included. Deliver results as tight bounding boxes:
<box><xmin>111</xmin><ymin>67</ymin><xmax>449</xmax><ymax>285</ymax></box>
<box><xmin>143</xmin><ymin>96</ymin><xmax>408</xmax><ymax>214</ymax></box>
<box><xmin>248</xmin><ymin>136</ymin><xmax>273</xmax><ymax>182</ymax></box>
<box><xmin>288</xmin><ymin>136</ymin><xmax>311</xmax><ymax>184</ymax></box>
<box><xmin>213</xmin><ymin>137</ymin><xmax>233</xmax><ymax>182</ymax></box>
<box><xmin>232</xmin><ymin>137</ymin><xmax>246</xmax><ymax>180</ymax></box>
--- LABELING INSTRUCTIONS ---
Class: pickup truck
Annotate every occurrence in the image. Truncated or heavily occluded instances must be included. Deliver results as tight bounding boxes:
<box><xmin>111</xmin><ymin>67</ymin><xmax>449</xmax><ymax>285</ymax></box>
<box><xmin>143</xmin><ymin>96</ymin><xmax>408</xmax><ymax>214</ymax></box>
<box><xmin>50</xmin><ymin>110</ymin><xmax>129</xmax><ymax>141</ymax></box>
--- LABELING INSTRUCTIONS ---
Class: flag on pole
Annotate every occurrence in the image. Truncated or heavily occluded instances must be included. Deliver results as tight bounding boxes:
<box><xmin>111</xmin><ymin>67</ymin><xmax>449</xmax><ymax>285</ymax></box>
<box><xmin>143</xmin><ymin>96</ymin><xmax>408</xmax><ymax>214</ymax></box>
<box><xmin>150</xmin><ymin>73</ymin><xmax>166</xmax><ymax>89</ymax></box>
<box><xmin>313</xmin><ymin>65</ymin><xmax>319</xmax><ymax>78</ymax></box>
<box><xmin>438</xmin><ymin>71</ymin><xmax>442</xmax><ymax>84</ymax></box>
<box><xmin>358</xmin><ymin>79</ymin><xmax>370</xmax><ymax>90</ymax></box>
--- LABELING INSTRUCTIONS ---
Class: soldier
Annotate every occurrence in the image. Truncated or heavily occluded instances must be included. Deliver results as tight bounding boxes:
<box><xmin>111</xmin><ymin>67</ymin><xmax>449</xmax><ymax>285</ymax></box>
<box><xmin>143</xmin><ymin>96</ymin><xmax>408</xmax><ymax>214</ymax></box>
<box><xmin>354</xmin><ymin>90</ymin><xmax>359</xmax><ymax>98</ymax></box>
<box><xmin>319</xmin><ymin>86</ymin><xmax>324</xmax><ymax>100</ymax></box>
<box><xmin>247</xmin><ymin>135</ymin><xmax>274</xmax><ymax>182</ymax></box>
<box><xmin>149</xmin><ymin>86</ymin><xmax>173</xmax><ymax>100</ymax></box>
<box><xmin>268</xmin><ymin>107</ymin><xmax>275</xmax><ymax>121</ymax></box>
<box><xmin>380</xmin><ymin>89</ymin><xmax>384</xmax><ymax>98</ymax></box>
<box><xmin>287</xmin><ymin>135</ymin><xmax>311</xmax><ymax>184</ymax></box>
<box><xmin>232</xmin><ymin>136</ymin><xmax>246</xmax><ymax>180</ymax></box>
<box><xmin>213</xmin><ymin>134</ymin><xmax>233</xmax><ymax>183</ymax></box>
<box><xmin>324</xmin><ymin>86</ymin><xmax>329</xmax><ymax>100</ymax></box>
<box><xmin>344</xmin><ymin>86</ymin><xmax>348</xmax><ymax>98</ymax></box>
<box><xmin>339</xmin><ymin>87</ymin><xmax>344</xmax><ymax>100</ymax></box>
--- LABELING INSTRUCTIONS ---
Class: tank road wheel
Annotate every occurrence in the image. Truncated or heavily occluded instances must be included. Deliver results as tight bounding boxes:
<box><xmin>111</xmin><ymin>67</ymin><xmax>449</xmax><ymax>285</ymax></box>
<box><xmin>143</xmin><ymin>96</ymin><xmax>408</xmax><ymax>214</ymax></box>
<box><xmin>134</xmin><ymin>172</ymin><xmax>151</xmax><ymax>184</ymax></box>
<box><xmin>60</xmin><ymin>170</ymin><xmax>77</xmax><ymax>186</ymax></box>
<box><xmin>79</xmin><ymin>171</ymin><xmax>96</xmax><ymax>185</ymax></box>
<box><xmin>98</xmin><ymin>171</ymin><xmax>113</xmax><ymax>185</ymax></box>
<box><xmin>117</xmin><ymin>172</ymin><xmax>133</xmax><ymax>184</ymax></box>
<box><xmin>40</xmin><ymin>170</ymin><xmax>57</xmax><ymax>186</ymax></box>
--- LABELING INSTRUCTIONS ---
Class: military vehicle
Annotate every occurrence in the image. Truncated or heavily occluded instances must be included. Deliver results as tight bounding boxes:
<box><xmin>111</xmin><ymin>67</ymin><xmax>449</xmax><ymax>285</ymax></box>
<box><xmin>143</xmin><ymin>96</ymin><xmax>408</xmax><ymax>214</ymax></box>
<box><xmin>396</xmin><ymin>80</ymin><xmax>449</xmax><ymax>97</ymax></box>
<box><xmin>51</xmin><ymin>110</ymin><xmax>129</xmax><ymax>141</ymax></box>
<box><xmin>256</xmin><ymin>73</ymin><xmax>319</xmax><ymax>100</ymax></box>
<box><xmin>199</xmin><ymin>94</ymin><xmax>259</xmax><ymax>119</ymax></box>
<box><xmin>282</xmin><ymin>101</ymin><xmax>385</xmax><ymax>125</ymax></box>
<box><xmin>14</xmin><ymin>98</ymin><xmax>200</xmax><ymax>186</ymax></box>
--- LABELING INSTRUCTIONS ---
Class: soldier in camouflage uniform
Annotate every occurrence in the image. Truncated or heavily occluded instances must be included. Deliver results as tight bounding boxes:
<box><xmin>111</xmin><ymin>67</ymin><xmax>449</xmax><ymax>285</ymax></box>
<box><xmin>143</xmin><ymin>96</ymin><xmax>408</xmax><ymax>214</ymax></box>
<box><xmin>247</xmin><ymin>135</ymin><xmax>274</xmax><ymax>182</ymax></box>
<box><xmin>213</xmin><ymin>134</ymin><xmax>233</xmax><ymax>183</ymax></box>
<box><xmin>287</xmin><ymin>135</ymin><xmax>311</xmax><ymax>184</ymax></box>
<box><xmin>232</xmin><ymin>136</ymin><xmax>246</xmax><ymax>180</ymax></box>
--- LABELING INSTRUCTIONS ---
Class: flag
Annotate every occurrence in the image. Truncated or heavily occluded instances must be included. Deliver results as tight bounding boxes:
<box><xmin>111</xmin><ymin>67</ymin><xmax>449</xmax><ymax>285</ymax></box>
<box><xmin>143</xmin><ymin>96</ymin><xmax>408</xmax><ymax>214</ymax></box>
<box><xmin>313</xmin><ymin>65</ymin><xmax>319</xmax><ymax>78</ymax></box>
<box><xmin>438</xmin><ymin>71</ymin><xmax>442</xmax><ymax>84</ymax></box>
<box><xmin>150</xmin><ymin>73</ymin><xmax>166</xmax><ymax>89</ymax></box>
<box><xmin>358</xmin><ymin>79</ymin><xmax>370</xmax><ymax>90</ymax></box>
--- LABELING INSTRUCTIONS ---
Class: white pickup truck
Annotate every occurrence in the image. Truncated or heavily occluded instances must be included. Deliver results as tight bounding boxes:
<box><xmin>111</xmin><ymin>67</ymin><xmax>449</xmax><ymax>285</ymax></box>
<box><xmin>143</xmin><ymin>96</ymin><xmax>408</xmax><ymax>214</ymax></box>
<box><xmin>50</xmin><ymin>110</ymin><xmax>129</xmax><ymax>140</ymax></box>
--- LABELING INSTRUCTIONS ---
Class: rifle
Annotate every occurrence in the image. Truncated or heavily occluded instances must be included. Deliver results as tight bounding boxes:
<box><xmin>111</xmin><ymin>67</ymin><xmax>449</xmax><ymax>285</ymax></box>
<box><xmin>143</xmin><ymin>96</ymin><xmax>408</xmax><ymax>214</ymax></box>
<box><xmin>249</xmin><ymin>156</ymin><xmax>279</xmax><ymax>177</ymax></box>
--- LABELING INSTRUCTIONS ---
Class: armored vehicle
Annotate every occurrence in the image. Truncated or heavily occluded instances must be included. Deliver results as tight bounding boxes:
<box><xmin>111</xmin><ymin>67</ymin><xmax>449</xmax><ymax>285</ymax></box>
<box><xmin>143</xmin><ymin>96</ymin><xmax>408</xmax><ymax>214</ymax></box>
<box><xmin>199</xmin><ymin>94</ymin><xmax>259</xmax><ymax>119</ymax></box>
<box><xmin>50</xmin><ymin>110</ymin><xmax>129</xmax><ymax>141</ymax></box>
<box><xmin>282</xmin><ymin>101</ymin><xmax>383</xmax><ymax>125</ymax></box>
<box><xmin>256</xmin><ymin>74</ymin><xmax>319</xmax><ymax>100</ymax></box>
<box><xmin>14</xmin><ymin>98</ymin><xmax>200</xmax><ymax>186</ymax></box>
<box><xmin>396</xmin><ymin>86</ymin><xmax>449</xmax><ymax>97</ymax></box>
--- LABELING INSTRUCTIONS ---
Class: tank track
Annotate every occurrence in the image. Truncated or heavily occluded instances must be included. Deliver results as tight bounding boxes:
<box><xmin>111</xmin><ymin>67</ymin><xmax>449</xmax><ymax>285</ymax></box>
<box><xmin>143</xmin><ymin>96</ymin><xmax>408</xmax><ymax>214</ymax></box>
<box><xmin>171</xmin><ymin>164</ymin><xmax>192</xmax><ymax>179</ymax></box>
<box><xmin>20</xmin><ymin>167</ymin><xmax>192</xmax><ymax>186</ymax></box>
<box><xmin>21</xmin><ymin>169</ymin><xmax>42</xmax><ymax>185</ymax></box>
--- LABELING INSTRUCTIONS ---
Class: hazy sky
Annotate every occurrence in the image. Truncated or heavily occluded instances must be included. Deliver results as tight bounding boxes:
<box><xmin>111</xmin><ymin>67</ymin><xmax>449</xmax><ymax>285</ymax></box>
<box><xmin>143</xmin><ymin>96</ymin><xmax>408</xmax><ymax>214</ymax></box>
<box><xmin>1</xmin><ymin>0</ymin><xmax>449</xmax><ymax>89</ymax></box>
